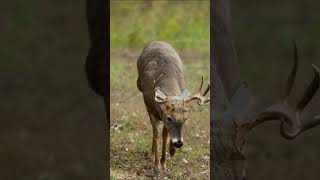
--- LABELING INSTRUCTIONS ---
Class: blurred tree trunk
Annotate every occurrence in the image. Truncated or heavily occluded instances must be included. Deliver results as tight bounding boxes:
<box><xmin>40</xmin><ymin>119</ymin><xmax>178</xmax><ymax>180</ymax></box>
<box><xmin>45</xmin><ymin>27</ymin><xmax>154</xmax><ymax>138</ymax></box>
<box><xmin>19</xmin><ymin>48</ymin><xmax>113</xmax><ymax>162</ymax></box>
<box><xmin>211</xmin><ymin>0</ymin><xmax>246</xmax><ymax>179</ymax></box>
<box><xmin>86</xmin><ymin>0</ymin><xmax>109</xmax><ymax>179</ymax></box>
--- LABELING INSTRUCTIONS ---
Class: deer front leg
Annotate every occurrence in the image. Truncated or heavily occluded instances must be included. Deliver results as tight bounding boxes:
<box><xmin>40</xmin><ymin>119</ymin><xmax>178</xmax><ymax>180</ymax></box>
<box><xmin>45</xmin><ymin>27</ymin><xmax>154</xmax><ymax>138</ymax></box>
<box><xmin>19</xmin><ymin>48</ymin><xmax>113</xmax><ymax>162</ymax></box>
<box><xmin>149</xmin><ymin>114</ymin><xmax>160</xmax><ymax>169</ymax></box>
<box><xmin>161</xmin><ymin>125</ymin><xmax>168</xmax><ymax>170</ymax></box>
<box><xmin>152</xmin><ymin>125</ymin><xmax>160</xmax><ymax>169</ymax></box>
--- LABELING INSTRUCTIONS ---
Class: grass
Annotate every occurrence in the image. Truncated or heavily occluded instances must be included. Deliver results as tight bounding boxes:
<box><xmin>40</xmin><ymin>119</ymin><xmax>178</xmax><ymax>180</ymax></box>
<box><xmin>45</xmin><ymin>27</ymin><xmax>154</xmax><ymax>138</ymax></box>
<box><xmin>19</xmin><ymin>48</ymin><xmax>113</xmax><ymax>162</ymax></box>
<box><xmin>110</xmin><ymin>49</ymin><xmax>210</xmax><ymax>179</ymax></box>
<box><xmin>110</xmin><ymin>1</ymin><xmax>210</xmax><ymax>51</ymax></box>
<box><xmin>110</xmin><ymin>1</ymin><xmax>210</xmax><ymax>178</ymax></box>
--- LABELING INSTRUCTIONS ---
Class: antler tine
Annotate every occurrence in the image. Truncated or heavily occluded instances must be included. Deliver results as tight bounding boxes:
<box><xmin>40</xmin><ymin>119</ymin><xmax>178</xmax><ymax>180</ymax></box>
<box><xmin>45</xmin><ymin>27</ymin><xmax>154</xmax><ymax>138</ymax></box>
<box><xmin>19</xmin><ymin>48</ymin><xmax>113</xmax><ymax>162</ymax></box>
<box><xmin>204</xmin><ymin>97</ymin><xmax>210</xmax><ymax>104</ymax></box>
<box><xmin>295</xmin><ymin>64</ymin><xmax>320</xmax><ymax>111</ymax></box>
<box><xmin>185</xmin><ymin>76</ymin><xmax>210</xmax><ymax>105</ymax></box>
<box><xmin>283</xmin><ymin>41</ymin><xmax>299</xmax><ymax>101</ymax></box>
<box><xmin>240</xmin><ymin>43</ymin><xmax>320</xmax><ymax>140</ymax></box>
<box><xmin>278</xmin><ymin>55</ymin><xmax>320</xmax><ymax>139</ymax></box>
<box><xmin>153</xmin><ymin>73</ymin><xmax>164</xmax><ymax>90</ymax></box>
<box><xmin>280</xmin><ymin>112</ymin><xmax>320</xmax><ymax>140</ymax></box>
<box><xmin>199</xmin><ymin>76</ymin><xmax>204</xmax><ymax>92</ymax></box>
<box><xmin>300</xmin><ymin>115</ymin><xmax>320</xmax><ymax>133</ymax></box>
<box><xmin>203</xmin><ymin>81</ymin><xmax>211</xmax><ymax>96</ymax></box>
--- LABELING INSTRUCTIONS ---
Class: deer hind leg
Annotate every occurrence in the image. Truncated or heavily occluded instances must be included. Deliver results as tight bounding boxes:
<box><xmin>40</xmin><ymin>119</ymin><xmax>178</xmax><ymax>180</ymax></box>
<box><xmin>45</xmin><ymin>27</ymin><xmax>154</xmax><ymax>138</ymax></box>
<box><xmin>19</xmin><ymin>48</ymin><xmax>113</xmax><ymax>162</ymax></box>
<box><xmin>161</xmin><ymin>125</ymin><xmax>168</xmax><ymax>170</ymax></box>
<box><xmin>148</xmin><ymin>112</ymin><xmax>160</xmax><ymax>169</ymax></box>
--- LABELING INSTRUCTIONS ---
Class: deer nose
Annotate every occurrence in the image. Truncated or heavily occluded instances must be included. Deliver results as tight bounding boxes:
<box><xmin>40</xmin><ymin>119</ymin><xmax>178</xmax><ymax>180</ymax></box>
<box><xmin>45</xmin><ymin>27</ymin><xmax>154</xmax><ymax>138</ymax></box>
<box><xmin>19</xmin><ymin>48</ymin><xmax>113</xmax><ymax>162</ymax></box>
<box><xmin>173</xmin><ymin>140</ymin><xmax>183</xmax><ymax>148</ymax></box>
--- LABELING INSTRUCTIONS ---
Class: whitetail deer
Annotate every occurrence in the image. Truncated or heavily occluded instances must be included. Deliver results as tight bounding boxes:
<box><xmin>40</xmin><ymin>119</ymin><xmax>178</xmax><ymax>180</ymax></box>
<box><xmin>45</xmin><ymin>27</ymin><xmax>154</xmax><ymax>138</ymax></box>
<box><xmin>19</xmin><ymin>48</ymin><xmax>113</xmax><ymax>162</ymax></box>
<box><xmin>137</xmin><ymin>41</ymin><xmax>210</xmax><ymax>170</ymax></box>
<box><xmin>212</xmin><ymin>0</ymin><xmax>320</xmax><ymax>179</ymax></box>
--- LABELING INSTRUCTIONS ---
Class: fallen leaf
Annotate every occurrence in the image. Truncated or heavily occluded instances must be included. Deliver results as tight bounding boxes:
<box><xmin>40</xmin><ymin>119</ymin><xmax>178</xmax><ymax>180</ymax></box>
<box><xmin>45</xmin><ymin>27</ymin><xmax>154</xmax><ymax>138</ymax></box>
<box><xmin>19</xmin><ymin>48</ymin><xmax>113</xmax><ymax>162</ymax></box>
<box><xmin>182</xmin><ymin>159</ymin><xmax>188</xmax><ymax>164</ymax></box>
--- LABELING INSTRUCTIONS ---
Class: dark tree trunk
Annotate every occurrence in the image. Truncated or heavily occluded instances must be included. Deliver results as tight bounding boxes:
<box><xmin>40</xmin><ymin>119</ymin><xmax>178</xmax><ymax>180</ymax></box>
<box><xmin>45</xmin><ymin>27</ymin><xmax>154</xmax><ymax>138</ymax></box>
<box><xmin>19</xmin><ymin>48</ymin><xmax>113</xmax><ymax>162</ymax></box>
<box><xmin>86</xmin><ymin>0</ymin><xmax>109</xmax><ymax>178</ymax></box>
<box><xmin>211</xmin><ymin>0</ymin><xmax>249</xmax><ymax>179</ymax></box>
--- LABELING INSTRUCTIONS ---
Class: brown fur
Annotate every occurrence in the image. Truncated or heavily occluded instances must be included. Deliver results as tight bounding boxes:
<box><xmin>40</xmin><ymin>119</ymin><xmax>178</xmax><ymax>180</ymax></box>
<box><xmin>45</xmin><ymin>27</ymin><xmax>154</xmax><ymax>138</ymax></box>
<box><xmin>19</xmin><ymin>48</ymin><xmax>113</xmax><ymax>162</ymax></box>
<box><xmin>137</xmin><ymin>41</ymin><xmax>189</xmax><ymax>170</ymax></box>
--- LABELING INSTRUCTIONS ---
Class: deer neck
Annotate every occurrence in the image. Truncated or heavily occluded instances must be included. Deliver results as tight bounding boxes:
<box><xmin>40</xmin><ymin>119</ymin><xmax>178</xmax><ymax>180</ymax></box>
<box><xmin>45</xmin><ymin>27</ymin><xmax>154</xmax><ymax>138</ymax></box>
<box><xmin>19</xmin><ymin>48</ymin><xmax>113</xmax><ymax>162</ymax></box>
<box><xmin>157</xmin><ymin>76</ymin><xmax>182</xmax><ymax>97</ymax></box>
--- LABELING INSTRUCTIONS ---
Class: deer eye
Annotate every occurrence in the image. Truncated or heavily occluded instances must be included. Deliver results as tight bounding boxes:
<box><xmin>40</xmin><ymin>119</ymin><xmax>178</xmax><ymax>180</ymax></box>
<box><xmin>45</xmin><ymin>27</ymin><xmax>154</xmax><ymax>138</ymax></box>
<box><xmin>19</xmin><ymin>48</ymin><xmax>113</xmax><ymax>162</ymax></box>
<box><xmin>167</xmin><ymin>117</ymin><xmax>173</xmax><ymax>122</ymax></box>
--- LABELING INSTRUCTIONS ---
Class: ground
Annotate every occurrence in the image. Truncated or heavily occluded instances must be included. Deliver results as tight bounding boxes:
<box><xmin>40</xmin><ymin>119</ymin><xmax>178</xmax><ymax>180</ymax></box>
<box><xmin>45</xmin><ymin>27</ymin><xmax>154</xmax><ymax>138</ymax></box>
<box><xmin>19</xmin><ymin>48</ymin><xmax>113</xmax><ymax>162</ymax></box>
<box><xmin>110</xmin><ymin>49</ymin><xmax>210</xmax><ymax>179</ymax></box>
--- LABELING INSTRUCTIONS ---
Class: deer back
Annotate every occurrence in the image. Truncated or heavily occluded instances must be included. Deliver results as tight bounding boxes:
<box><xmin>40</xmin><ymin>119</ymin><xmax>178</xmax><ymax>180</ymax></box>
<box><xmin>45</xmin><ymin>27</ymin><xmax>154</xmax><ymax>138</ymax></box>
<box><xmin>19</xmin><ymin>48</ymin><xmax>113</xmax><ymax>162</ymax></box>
<box><xmin>137</xmin><ymin>41</ymin><xmax>185</xmax><ymax>97</ymax></box>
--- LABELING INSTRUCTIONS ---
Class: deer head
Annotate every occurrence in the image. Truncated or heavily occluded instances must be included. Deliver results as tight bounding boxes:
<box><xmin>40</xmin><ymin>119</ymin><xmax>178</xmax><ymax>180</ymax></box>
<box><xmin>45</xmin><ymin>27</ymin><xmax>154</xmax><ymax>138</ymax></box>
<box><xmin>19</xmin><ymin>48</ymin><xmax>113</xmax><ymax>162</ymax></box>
<box><xmin>154</xmin><ymin>76</ymin><xmax>210</xmax><ymax>149</ymax></box>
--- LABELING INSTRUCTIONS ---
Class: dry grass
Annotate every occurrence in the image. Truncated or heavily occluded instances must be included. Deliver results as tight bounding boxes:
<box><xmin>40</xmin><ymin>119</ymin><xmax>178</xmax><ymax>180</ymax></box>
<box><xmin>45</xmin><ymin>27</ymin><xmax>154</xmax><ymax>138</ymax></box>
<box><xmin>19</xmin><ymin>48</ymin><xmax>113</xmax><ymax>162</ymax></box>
<box><xmin>110</xmin><ymin>48</ymin><xmax>210</xmax><ymax>179</ymax></box>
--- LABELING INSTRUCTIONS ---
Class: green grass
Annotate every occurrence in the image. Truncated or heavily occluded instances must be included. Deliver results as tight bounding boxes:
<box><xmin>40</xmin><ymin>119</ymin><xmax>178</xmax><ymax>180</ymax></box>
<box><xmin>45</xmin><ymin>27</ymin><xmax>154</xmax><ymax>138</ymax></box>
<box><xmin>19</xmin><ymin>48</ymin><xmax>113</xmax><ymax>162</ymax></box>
<box><xmin>110</xmin><ymin>49</ymin><xmax>210</xmax><ymax>179</ymax></box>
<box><xmin>110</xmin><ymin>1</ymin><xmax>210</xmax><ymax>178</ymax></box>
<box><xmin>110</xmin><ymin>1</ymin><xmax>210</xmax><ymax>51</ymax></box>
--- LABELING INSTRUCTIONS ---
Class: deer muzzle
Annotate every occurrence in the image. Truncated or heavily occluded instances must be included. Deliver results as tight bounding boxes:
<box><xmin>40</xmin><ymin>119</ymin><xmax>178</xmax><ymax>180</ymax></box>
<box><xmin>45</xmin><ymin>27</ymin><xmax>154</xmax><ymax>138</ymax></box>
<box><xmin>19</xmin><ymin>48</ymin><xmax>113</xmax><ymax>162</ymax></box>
<box><xmin>171</xmin><ymin>137</ymin><xmax>183</xmax><ymax>148</ymax></box>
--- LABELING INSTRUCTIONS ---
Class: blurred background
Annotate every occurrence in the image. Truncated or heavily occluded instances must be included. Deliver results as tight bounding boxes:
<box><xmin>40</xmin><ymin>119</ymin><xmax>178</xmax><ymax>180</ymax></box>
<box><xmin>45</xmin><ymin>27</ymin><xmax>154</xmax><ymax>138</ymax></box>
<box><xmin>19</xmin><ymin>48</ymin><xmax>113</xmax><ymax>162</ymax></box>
<box><xmin>5</xmin><ymin>0</ymin><xmax>318</xmax><ymax>179</ymax></box>
<box><xmin>230</xmin><ymin>0</ymin><xmax>320</xmax><ymax>179</ymax></box>
<box><xmin>110</xmin><ymin>1</ymin><xmax>210</xmax><ymax>179</ymax></box>
<box><xmin>0</xmin><ymin>1</ymin><xmax>106</xmax><ymax>179</ymax></box>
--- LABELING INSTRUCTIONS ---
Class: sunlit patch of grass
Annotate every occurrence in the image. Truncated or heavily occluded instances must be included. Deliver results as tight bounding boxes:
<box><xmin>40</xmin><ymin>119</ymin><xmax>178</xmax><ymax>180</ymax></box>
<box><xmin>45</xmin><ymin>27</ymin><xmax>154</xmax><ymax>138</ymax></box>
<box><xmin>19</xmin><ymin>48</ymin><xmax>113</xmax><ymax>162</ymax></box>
<box><xmin>110</xmin><ymin>62</ymin><xmax>125</xmax><ymax>83</ymax></box>
<box><xmin>110</xmin><ymin>1</ymin><xmax>210</xmax><ymax>51</ymax></box>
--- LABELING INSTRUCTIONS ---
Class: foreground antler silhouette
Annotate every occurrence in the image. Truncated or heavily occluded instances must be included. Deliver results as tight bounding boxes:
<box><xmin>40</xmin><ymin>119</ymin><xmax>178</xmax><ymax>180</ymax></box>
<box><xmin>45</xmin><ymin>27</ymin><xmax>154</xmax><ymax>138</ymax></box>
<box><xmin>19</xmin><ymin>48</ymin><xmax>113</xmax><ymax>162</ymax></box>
<box><xmin>212</xmin><ymin>0</ymin><xmax>320</xmax><ymax>179</ymax></box>
<box><xmin>238</xmin><ymin>43</ymin><xmax>320</xmax><ymax>140</ymax></box>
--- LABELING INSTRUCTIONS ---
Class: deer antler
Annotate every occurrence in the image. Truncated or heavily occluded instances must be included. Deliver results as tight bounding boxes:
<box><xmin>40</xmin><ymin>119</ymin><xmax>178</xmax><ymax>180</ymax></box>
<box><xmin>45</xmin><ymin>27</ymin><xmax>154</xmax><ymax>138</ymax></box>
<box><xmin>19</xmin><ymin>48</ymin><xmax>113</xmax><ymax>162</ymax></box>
<box><xmin>153</xmin><ymin>73</ymin><xmax>164</xmax><ymax>90</ymax></box>
<box><xmin>185</xmin><ymin>76</ymin><xmax>211</xmax><ymax>106</ymax></box>
<box><xmin>240</xmin><ymin>42</ymin><xmax>320</xmax><ymax>139</ymax></box>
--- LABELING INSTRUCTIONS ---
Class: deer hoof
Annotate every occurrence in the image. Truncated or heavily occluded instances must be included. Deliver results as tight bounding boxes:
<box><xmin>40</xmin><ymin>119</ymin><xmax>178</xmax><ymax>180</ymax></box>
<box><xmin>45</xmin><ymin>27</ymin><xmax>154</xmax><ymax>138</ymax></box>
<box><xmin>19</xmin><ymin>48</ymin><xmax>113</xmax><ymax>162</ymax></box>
<box><xmin>161</xmin><ymin>163</ymin><xmax>167</xmax><ymax>170</ymax></box>
<box><xmin>150</xmin><ymin>153</ymin><xmax>155</xmax><ymax>163</ymax></box>
<box><xmin>155</xmin><ymin>164</ymin><xmax>161</xmax><ymax>171</ymax></box>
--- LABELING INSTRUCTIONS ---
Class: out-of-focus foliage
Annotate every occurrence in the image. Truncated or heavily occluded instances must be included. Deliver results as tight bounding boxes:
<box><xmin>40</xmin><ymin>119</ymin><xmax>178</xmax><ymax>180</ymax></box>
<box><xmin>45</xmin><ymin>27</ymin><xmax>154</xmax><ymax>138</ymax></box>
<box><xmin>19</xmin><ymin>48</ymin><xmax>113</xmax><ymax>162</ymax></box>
<box><xmin>110</xmin><ymin>1</ymin><xmax>210</xmax><ymax>50</ymax></box>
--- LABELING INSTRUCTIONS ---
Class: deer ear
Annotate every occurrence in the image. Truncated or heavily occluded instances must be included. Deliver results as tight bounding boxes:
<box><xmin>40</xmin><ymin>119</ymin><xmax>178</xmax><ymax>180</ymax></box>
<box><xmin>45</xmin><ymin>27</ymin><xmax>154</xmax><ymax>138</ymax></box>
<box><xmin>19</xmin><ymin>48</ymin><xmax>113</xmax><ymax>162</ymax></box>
<box><xmin>154</xmin><ymin>88</ymin><xmax>167</xmax><ymax>103</ymax></box>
